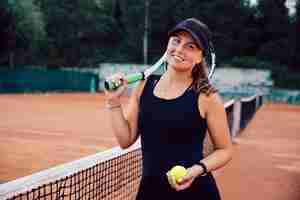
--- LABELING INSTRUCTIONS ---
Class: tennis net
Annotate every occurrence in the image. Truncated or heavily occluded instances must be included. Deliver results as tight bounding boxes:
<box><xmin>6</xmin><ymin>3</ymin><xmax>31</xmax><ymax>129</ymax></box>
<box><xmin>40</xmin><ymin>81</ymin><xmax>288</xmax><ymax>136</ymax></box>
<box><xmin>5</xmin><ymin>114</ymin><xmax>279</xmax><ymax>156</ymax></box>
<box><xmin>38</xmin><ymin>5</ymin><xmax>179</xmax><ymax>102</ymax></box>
<box><xmin>0</xmin><ymin>141</ymin><xmax>142</xmax><ymax>200</ymax></box>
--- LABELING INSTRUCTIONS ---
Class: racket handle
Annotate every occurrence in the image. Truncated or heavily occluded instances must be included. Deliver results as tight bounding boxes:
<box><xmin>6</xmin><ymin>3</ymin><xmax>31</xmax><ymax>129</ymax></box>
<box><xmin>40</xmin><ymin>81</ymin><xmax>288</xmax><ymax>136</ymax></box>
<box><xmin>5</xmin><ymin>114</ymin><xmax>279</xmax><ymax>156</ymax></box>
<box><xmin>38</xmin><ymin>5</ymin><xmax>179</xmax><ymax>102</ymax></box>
<box><xmin>104</xmin><ymin>73</ymin><xmax>144</xmax><ymax>91</ymax></box>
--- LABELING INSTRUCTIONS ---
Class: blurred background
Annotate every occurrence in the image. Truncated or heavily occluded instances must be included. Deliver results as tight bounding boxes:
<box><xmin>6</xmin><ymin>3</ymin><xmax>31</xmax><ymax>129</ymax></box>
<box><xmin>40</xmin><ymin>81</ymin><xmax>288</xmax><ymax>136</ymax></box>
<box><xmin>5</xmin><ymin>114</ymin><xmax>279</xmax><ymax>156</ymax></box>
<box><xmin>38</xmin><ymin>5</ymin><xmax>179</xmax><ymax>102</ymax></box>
<box><xmin>1</xmin><ymin>2</ymin><xmax>300</xmax><ymax>199</ymax></box>
<box><xmin>0</xmin><ymin>0</ymin><xmax>300</xmax><ymax>102</ymax></box>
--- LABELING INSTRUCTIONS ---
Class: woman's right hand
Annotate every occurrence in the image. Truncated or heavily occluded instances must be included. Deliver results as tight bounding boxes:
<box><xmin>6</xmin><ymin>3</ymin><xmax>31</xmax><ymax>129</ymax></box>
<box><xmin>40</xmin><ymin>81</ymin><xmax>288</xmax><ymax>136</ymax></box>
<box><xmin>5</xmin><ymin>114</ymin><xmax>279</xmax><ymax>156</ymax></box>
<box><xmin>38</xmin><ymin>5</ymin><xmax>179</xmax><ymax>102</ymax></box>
<box><xmin>104</xmin><ymin>73</ymin><xmax>128</xmax><ymax>105</ymax></box>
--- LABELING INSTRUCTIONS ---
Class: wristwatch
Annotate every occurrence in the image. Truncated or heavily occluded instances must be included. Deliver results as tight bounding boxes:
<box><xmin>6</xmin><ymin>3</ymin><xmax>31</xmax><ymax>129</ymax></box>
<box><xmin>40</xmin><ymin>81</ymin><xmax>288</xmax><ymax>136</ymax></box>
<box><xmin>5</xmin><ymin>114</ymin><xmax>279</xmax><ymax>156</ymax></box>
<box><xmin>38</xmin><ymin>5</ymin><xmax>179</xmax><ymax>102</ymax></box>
<box><xmin>198</xmin><ymin>162</ymin><xmax>208</xmax><ymax>176</ymax></box>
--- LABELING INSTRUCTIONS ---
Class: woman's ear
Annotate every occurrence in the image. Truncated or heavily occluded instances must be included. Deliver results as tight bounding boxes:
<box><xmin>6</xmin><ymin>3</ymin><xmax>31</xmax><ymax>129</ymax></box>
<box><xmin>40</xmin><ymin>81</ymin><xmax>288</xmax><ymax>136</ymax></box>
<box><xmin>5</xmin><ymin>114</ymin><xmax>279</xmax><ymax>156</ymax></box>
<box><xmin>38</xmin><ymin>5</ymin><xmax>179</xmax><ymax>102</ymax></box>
<box><xmin>196</xmin><ymin>50</ymin><xmax>203</xmax><ymax>64</ymax></box>
<box><xmin>196</xmin><ymin>56</ymin><xmax>202</xmax><ymax>65</ymax></box>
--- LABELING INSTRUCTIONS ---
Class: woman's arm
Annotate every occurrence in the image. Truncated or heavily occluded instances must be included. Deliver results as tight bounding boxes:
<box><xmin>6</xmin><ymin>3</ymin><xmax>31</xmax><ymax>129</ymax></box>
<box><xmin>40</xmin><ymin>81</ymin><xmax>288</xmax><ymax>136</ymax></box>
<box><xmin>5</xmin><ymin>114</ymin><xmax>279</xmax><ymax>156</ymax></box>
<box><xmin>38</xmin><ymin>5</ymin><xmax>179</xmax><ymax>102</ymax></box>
<box><xmin>194</xmin><ymin>92</ymin><xmax>233</xmax><ymax>174</ymax></box>
<box><xmin>106</xmin><ymin>80</ymin><xmax>145</xmax><ymax>149</ymax></box>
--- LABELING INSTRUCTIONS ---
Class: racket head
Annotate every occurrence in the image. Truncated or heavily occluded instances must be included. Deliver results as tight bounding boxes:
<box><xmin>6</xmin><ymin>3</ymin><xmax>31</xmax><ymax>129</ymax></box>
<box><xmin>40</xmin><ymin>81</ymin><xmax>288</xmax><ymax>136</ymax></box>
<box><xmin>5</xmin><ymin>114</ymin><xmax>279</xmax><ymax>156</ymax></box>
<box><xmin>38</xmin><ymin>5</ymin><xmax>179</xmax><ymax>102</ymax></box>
<box><xmin>143</xmin><ymin>52</ymin><xmax>167</xmax><ymax>78</ymax></box>
<box><xmin>206</xmin><ymin>43</ymin><xmax>216</xmax><ymax>80</ymax></box>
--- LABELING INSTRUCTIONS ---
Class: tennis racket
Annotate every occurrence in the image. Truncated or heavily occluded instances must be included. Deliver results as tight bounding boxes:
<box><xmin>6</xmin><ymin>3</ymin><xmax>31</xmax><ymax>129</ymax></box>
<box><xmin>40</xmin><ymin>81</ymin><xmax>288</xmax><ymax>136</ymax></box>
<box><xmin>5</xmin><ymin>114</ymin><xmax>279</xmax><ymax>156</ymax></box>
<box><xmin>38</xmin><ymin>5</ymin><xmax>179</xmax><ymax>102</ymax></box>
<box><xmin>104</xmin><ymin>45</ymin><xmax>216</xmax><ymax>91</ymax></box>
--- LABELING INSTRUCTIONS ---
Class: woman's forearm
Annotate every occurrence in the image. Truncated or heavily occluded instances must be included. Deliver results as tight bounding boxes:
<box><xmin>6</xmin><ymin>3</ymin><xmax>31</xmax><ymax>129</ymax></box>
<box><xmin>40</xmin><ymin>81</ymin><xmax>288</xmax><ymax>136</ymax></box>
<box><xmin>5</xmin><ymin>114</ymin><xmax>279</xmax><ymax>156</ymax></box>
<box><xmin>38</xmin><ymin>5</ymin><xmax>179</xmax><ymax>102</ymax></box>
<box><xmin>104</xmin><ymin>76</ymin><xmax>142</xmax><ymax>149</ymax></box>
<box><xmin>107</xmin><ymin>106</ymin><xmax>134</xmax><ymax>149</ymax></box>
<box><xmin>198</xmin><ymin>147</ymin><xmax>233</xmax><ymax>173</ymax></box>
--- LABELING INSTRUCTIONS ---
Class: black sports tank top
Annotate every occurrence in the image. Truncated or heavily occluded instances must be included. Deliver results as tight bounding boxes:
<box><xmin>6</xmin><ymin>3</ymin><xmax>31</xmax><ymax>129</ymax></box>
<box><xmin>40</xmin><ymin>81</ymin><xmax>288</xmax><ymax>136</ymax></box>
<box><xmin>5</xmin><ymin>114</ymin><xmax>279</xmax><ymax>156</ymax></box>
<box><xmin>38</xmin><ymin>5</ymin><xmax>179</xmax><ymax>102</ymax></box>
<box><xmin>138</xmin><ymin>75</ymin><xmax>208</xmax><ymax>178</ymax></box>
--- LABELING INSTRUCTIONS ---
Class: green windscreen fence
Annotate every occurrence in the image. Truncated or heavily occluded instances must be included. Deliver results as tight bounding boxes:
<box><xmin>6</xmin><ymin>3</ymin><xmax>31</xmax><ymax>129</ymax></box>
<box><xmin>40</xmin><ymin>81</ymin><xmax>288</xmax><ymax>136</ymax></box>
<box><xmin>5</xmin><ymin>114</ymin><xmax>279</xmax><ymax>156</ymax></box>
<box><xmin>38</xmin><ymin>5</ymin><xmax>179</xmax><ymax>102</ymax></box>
<box><xmin>0</xmin><ymin>67</ymin><xmax>99</xmax><ymax>93</ymax></box>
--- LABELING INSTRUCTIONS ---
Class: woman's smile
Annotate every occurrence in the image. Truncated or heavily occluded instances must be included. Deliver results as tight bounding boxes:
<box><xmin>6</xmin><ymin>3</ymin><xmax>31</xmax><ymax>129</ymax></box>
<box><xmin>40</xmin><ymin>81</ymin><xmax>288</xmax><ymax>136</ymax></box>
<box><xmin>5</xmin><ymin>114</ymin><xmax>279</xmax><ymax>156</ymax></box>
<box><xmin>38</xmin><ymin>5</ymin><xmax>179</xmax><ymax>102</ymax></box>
<box><xmin>171</xmin><ymin>54</ymin><xmax>184</xmax><ymax>63</ymax></box>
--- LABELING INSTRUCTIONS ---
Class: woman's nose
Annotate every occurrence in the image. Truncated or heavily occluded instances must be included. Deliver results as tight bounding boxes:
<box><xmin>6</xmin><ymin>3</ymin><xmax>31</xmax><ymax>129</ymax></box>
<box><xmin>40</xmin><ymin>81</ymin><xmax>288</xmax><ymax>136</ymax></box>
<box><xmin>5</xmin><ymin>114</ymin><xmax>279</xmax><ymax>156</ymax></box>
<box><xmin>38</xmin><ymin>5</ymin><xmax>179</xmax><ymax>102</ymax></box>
<box><xmin>174</xmin><ymin>43</ymin><xmax>184</xmax><ymax>53</ymax></box>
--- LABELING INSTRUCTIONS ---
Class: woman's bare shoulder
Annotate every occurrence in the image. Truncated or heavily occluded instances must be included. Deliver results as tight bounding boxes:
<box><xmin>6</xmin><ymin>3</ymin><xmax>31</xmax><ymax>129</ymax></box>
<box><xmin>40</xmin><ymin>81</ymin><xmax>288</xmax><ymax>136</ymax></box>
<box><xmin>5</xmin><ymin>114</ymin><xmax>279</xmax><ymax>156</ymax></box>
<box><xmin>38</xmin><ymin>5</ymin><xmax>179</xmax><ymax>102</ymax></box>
<box><xmin>198</xmin><ymin>92</ymin><xmax>224</xmax><ymax>117</ymax></box>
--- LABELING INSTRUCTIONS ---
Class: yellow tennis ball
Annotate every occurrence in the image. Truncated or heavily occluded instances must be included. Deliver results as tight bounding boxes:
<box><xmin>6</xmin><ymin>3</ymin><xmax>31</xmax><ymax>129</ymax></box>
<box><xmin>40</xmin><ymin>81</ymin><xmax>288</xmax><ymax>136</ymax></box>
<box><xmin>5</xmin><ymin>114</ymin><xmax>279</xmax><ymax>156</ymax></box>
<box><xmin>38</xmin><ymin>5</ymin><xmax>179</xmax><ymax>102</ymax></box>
<box><xmin>169</xmin><ymin>165</ymin><xmax>187</xmax><ymax>182</ymax></box>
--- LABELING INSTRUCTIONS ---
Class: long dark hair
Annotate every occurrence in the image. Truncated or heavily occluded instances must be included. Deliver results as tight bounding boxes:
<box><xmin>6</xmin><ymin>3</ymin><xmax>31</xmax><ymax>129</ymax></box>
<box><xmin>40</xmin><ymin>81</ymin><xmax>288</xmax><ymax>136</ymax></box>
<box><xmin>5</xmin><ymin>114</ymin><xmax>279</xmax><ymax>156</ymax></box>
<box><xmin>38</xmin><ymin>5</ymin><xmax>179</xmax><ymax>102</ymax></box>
<box><xmin>191</xmin><ymin>59</ymin><xmax>217</xmax><ymax>96</ymax></box>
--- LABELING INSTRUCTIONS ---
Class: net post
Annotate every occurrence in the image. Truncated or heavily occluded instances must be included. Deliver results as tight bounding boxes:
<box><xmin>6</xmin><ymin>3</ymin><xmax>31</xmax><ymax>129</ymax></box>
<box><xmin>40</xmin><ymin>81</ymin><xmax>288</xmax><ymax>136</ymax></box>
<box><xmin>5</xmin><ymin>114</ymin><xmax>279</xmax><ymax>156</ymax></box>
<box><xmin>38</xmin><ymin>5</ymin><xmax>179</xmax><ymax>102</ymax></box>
<box><xmin>255</xmin><ymin>95</ymin><xmax>260</xmax><ymax>110</ymax></box>
<box><xmin>232</xmin><ymin>100</ymin><xmax>241</xmax><ymax>138</ymax></box>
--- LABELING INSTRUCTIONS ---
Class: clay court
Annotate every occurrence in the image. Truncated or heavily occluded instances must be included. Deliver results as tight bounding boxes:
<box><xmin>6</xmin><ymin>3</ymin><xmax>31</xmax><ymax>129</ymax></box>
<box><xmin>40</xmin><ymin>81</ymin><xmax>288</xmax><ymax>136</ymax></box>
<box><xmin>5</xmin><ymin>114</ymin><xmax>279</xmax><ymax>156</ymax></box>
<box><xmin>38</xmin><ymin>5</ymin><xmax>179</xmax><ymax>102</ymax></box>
<box><xmin>0</xmin><ymin>93</ymin><xmax>300</xmax><ymax>199</ymax></box>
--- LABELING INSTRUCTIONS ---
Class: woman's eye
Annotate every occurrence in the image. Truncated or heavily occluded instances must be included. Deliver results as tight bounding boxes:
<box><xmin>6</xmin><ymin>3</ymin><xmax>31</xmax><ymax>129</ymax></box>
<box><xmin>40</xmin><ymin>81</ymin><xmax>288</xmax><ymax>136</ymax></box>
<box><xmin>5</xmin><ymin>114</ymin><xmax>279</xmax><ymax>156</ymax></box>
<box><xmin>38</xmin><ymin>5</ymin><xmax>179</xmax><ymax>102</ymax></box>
<box><xmin>171</xmin><ymin>37</ymin><xmax>180</xmax><ymax>45</ymax></box>
<box><xmin>187</xmin><ymin>44</ymin><xmax>196</xmax><ymax>50</ymax></box>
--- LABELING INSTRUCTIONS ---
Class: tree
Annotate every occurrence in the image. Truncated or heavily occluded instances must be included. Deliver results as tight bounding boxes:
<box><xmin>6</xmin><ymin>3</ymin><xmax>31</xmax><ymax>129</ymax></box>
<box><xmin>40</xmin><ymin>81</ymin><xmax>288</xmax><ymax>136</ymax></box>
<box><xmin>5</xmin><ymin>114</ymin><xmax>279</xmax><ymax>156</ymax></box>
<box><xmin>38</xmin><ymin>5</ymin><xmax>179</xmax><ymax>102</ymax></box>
<box><xmin>1</xmin><ymin>0</ymin><xmax>296</xmax><ymax>68</ymax></box>
<box><xmin>1</xmin><ymin>0</ymin><xmax>46</xmax><ymax>66</ymax></box>
<box><xmin>256</xmin><ymin>0</ymin><xmax>291</xmax><ymax>65</ymax></box>
<box><xmin>35</xmin><ymin>0</ymin><xmax>121</xmax><ymax>66</ymax></box>
<box><xmin>168</xmin><ymin>0</ymin><xmax>258</xmax><ymax>60</ymax></box>
<box><xmin>0</xmin><ymin>6</ymin><xmax>16</xmax><ymax>66</ymax></box>
<box><xmin>290</xmin><ymin>0</ymin><xmax>300</xmax><ymax>71</ymax></box>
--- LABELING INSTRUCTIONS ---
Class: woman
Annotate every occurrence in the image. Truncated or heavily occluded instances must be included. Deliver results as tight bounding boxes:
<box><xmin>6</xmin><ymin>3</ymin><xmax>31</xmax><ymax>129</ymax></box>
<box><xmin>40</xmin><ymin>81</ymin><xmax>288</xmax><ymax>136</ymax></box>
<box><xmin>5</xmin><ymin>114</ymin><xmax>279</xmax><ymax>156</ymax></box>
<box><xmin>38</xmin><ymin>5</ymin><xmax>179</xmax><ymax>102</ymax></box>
<box><xmin>104</xmin><ymin>18</ymin><xmax>233</xmax><ymax>200</ymax></box>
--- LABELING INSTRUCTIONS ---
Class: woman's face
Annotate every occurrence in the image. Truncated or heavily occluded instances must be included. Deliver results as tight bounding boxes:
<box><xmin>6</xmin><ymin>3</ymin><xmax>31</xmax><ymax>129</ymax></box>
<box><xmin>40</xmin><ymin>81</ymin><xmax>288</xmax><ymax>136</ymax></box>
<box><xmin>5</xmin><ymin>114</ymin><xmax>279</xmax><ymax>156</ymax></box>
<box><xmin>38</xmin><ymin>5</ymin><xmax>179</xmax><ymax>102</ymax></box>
<box><xmin>166</xmin><ymin>31</ymin><xmax>203</xmax><ymax>73</ymax></box>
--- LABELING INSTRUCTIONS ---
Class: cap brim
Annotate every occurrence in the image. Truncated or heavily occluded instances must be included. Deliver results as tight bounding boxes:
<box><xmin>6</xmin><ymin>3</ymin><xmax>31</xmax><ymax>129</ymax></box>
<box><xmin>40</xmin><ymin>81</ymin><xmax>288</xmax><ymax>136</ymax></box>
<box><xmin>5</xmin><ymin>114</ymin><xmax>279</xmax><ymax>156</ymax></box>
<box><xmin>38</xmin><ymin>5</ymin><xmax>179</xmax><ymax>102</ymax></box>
<box><xmin>168</xmin><ymin>27</ymin><xmax>204</xmax><ymax>50</ymax></box>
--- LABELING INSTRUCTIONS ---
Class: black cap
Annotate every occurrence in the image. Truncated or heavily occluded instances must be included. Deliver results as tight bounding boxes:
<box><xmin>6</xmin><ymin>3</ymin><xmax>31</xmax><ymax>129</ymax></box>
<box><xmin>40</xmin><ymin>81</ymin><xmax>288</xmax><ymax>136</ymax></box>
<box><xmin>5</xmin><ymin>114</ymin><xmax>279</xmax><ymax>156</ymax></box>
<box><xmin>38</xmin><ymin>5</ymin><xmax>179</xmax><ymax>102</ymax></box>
<box><xmin>168</xmin><ymin>18</ymin><xmax>212</xmax><ymax>55</ymax></box>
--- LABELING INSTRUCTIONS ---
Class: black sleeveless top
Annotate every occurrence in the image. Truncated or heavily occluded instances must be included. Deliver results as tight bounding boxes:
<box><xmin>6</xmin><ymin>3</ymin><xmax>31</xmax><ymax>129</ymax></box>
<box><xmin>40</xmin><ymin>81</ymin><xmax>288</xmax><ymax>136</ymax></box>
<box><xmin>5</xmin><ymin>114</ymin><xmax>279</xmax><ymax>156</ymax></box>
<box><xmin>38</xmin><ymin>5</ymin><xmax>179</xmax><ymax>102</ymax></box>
<box><xmin>136</xmin><ymin>75</ymin><xmax>221</xmax><ymax>200</ymax></box>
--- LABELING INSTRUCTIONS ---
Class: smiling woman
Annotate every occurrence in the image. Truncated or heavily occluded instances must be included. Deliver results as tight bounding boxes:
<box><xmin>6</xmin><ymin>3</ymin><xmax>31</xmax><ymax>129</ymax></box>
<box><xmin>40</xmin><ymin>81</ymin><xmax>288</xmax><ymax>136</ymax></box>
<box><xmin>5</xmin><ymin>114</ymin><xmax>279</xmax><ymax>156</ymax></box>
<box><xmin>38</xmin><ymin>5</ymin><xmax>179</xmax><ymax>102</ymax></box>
<box><xmin>104</xmin><ymin>18</ymin><xmax>233</xmax><ymax>200</ymax></box>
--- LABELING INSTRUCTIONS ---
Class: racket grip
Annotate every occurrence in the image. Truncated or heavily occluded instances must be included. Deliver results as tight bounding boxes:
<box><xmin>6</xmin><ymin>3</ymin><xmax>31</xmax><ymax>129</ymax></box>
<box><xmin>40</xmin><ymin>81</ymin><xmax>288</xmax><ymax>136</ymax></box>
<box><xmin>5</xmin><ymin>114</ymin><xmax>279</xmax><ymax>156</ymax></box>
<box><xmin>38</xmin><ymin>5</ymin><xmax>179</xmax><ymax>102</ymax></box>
<box><xmin>104</xmin><ymin>73</ymin><xmax>144</xmax><ymax>91</ymax></box>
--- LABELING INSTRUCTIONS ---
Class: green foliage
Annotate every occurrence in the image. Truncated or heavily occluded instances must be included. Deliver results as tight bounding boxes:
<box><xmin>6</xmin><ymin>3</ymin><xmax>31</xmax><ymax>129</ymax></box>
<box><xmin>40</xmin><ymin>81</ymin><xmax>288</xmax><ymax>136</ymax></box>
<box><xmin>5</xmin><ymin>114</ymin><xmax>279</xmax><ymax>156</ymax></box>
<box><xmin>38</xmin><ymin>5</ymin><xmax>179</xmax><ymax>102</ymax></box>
<box><xmin>289</xmin><ymin>0</ymin><xmax>300</xmax><ymax>71</ymax></box>
<box><xmin>258</xmin><ymin>37</ymin><xmax>292</xmax><ymax>65</ymax></box>
<box><xmin>0</xmin><ymin>0</ymin><xmax>46</xmax><ymax>65</ymax></box>
<box><xmin>34</xmin><ymin>0</ymin><xmax>121</xmax><ymax>66</ymax></box>
<box><xmin>0</xmin><ymin>5</ymin><xmax>16</xmax><ymax>59</ymax></box>
<box><xmin>9</xmin><ymin>0</ymin><xmax>46</xmax><ymax>50</ymax></box>
<box><xmin>271</xmin><ymin>69</ymin><xmax>300</xmax><ymax>89</ymax></box>
<box><xmin>255</xmin><ymin>0</ymin><xmax>292</xmax><ymax>65</ymax></box>
<box><xmin>1</xmin><ymin>0</ymin><xmax>300</xmax><ymax>79</ymax></box>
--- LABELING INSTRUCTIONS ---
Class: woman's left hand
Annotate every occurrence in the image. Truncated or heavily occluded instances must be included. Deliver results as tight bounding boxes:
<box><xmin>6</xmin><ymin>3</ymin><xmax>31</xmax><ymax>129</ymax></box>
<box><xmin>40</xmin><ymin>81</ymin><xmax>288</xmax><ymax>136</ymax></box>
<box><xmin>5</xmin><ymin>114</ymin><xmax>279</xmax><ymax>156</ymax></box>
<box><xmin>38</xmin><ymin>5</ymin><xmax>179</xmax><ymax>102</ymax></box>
<box><xmin>166</xmin><ymin>165</ymin><xmax>202</xmax><ymax>191</ymax></box>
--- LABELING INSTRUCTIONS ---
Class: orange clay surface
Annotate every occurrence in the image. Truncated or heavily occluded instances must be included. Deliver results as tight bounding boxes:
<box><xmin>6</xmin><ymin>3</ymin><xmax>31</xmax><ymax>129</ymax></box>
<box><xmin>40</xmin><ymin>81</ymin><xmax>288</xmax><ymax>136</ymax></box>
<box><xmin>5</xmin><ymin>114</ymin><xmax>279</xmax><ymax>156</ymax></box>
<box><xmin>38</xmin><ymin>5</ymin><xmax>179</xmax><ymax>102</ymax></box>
<box><xmin>1</xmin><ymin>93</ymin><xmax>300</xmax><ymax>199</ymax></box>
<box><xmin>216</xmin><ymin>103</ymin><xmax>300</xmax><ymax>200</ymax></box>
